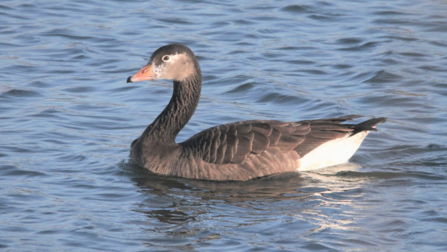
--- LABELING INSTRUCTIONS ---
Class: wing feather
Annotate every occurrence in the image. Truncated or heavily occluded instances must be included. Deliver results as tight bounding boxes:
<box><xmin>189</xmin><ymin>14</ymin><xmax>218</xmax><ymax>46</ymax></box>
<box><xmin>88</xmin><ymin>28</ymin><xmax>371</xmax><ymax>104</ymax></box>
<box><xmin>215</xmin><ymin>142</ymin><xmax>227</xmax><ymax>164</ymax></box>
<box><xmin>268</xmin><ymin>128</ymin><xmax>281</xmax><ymax>146</ymax></box>
<box><xmin>208</xmin><ymin>129</ymin><xmax>220</xmax><ymax>163</ymax></box>
<box><xmin>276</xmin><ymin>135</ymin><xmax>305</xmax><ymax>151</ymax></box>
<box><xmin>252</xmin><ymin>123</ymin><xmax>273</xmax><ymax>136</ymax></box>
<box><xmin>251</xmin><ymin>131</ymin><xmax>270</xmax><ymax>154</ymax></box>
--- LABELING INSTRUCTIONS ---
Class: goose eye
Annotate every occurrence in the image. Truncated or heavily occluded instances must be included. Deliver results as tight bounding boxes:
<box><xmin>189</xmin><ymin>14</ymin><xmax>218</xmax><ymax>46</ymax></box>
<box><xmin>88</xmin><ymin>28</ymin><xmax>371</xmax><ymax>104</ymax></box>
<box><xmin>162</xmin><ymin>55</ymin><xmax>170</xmax><ymax>62</ymax></box>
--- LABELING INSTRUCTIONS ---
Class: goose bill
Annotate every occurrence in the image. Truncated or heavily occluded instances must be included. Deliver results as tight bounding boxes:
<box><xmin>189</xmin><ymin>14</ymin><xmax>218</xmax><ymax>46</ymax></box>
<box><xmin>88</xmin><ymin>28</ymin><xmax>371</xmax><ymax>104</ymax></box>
<box><xmin>127</xmin><ymin>64</ymin><xmax>156</xmax><ymax>83</ymax></box>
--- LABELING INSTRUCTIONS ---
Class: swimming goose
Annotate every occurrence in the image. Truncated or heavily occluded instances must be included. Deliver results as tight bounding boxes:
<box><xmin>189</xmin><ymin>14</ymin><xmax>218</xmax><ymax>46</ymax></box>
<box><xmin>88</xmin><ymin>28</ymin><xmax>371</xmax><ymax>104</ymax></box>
<box><xmin>127</xmin><ymin>44</ymin><xmax>386</xmax><ymax>181</ymax></box>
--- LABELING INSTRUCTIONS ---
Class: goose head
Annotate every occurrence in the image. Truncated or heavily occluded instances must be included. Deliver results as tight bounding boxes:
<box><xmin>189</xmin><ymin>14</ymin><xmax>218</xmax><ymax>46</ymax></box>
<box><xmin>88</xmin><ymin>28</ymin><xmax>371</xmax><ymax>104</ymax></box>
<box><xmin>127</xmin><ymin>44</ymin><xmax>200</xmax><ymax>83</ymax></box>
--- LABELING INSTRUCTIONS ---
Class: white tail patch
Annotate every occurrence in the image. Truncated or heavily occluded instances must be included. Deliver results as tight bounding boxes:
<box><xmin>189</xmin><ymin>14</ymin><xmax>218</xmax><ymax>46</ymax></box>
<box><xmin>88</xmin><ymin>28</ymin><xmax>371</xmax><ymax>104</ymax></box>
<box><xmin>298</xmin><ymin>131</ymin><xmax>370</xmax><ymax>171</ymax></box>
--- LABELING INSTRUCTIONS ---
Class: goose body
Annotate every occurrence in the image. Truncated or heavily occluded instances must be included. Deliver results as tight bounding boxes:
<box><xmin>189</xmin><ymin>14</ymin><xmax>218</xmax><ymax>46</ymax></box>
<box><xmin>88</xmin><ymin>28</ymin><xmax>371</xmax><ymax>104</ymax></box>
<box><xmin>127</xmin><ymin>44</ymin><xmax>386</xmax><ymax>181</ymax></box>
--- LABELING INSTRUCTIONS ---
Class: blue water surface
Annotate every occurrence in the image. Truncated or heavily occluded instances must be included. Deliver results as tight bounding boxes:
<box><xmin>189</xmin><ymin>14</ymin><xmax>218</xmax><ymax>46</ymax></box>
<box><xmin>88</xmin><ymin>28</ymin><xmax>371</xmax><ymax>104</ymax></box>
<box><xmin>1</xmin><ymin>0</ymin><xmax>447</xmax><ymax>251</ymax></box>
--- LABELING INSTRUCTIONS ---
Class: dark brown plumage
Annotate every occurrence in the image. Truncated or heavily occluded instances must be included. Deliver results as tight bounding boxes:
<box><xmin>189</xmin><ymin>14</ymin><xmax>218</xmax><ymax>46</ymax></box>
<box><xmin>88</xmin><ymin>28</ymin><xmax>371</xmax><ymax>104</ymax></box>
<box><xmin>126</xmin><ymin>44</ymin><xmax>386</xmax><ymax>181</ymax></box>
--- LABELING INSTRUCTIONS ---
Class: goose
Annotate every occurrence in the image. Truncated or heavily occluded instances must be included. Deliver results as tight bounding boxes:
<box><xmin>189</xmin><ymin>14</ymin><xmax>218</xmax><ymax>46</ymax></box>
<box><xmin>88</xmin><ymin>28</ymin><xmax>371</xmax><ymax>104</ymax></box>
<box><xmin>126</xmin><ymin>44</ymin><xmax>386</xmax><ymax>181</ymax></box>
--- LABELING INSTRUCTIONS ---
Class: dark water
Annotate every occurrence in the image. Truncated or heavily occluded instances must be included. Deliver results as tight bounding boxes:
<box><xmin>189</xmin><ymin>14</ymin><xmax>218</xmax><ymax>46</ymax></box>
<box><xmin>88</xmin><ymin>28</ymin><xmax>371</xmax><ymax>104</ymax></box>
<box><xmin>1</xmin><ymin>0</ymin><xmax>447</xmax><ymax>251</ymax></box>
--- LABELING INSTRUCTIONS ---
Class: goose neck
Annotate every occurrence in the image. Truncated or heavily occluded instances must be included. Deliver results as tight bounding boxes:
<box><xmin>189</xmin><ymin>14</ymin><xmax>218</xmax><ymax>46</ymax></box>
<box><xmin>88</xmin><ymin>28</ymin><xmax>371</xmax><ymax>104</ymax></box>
<box><xmin>143</xmin><ymin>74</ymin><xmax>202</xmax><ymax>145</ymax></box>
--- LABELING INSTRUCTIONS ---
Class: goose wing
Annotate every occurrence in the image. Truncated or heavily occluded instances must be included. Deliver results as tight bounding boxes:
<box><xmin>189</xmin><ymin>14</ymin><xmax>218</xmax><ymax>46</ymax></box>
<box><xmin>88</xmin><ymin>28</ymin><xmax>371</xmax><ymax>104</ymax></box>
<box><xmin>180</xmin><ymin>115</ymin><xmax>367</xmax><ymax>165</ymax></box>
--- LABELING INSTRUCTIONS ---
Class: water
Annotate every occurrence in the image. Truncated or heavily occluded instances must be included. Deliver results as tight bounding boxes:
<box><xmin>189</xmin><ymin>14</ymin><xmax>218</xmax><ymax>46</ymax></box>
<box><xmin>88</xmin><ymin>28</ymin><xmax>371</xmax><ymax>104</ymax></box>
<box><xmin>1</xmin><ymin>0</ymin><xmax>447</xmax><ymax>251</ymax></box>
